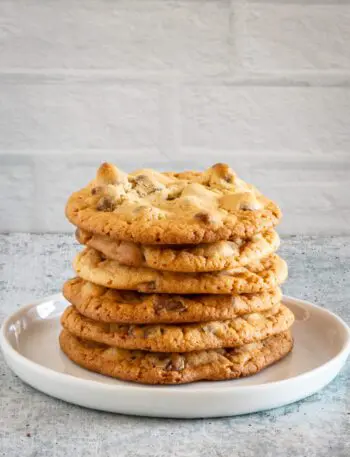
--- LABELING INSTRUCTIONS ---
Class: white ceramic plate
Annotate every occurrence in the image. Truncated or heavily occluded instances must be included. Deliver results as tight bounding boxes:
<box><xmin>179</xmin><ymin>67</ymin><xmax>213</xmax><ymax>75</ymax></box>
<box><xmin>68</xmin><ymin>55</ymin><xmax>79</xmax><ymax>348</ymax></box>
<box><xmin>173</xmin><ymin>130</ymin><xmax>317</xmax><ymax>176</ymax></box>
<box><xmin>1</xmin><ymin>294</ymin><xmax>349</xmax><ymax>418</ymax></box>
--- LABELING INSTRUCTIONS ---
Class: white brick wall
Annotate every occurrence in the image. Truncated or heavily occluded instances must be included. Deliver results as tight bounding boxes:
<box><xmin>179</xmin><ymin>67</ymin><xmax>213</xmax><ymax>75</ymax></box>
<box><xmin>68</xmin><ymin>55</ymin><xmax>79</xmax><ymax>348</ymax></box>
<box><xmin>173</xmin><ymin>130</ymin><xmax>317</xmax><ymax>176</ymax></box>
<box><xmin>237</xmin><ymin>4</ymin><xmax>350</xmax><ymax>71</ymax></box>
<box><xmin>0</xmin><ymin>0</ymin><xmax>349</xmax><ymax>234</ymax></box>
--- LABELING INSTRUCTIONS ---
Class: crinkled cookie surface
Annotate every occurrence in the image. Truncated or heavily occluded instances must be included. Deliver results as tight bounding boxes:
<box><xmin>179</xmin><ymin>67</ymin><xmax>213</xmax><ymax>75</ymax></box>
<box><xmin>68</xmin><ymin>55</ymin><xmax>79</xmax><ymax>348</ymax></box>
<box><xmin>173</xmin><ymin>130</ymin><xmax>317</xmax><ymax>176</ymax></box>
<box><xmin>61</xmin><ymin>304</ymin><xmax>294</xmax><ymax>352</ymax></box>
<box><xmin>63</xmin><ymin>278</ymin><xmax>283</xmax><ymax>324</ymax></box>
<box><xmin>66</xmin><ymin>163</ymin><xmax>282</xmax><ymax>244</ymax></box>
<box><xmin>76</xmin><ymin>228</ymin><xmax>280</xmax><ymax>272</ymax></box>
<box><xmin>59</xmin><ymin>330</ymin><xmax>293</xmax><ymax>384</ymax></box>
<box><xmin>73</xmin><ymin>248</ymin><xmax>288</xmax><ymax>294</ymax></box>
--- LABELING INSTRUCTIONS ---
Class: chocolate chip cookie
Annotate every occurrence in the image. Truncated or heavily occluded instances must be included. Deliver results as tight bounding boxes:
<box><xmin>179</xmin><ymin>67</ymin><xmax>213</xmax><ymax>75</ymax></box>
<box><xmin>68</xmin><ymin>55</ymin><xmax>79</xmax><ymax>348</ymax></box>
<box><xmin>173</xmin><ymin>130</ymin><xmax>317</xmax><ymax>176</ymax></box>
<box><xmin>66</xmin><ymin>163</ymin><xmax>282</xmax><ymax>244</ymax></box>
<box><xmin>61</xmin><ymin>304</ymin><xmax>294</xmax><ymax>352</ymax></box>
<box><xmin>63</xmin><ymin>278</ymin><xmax>283</xmax><ymax>324</ymax></box>
<box><xmin>59</xmin><ymin>330</ymin><xmax>293</xmax><ymax>384</ymax></box>
<box><xmin>76</xmin><ymin>228</ymin><xmax>280</xmax><ymax>272</ymax></box>
<box><xmin>73</xmin><ymin>248</ymin><xmax>288</xmax><ymax>294</ymax></box>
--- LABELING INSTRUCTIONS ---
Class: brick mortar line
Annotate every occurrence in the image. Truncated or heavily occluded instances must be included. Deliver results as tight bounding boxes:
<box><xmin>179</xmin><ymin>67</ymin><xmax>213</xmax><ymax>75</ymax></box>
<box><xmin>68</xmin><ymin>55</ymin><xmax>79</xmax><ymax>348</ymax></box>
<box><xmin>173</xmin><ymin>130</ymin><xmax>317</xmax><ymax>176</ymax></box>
<box><xmin>0</xmin><ymin>150</ymin><xmax>349</xmax><ymax>158</ymax></box>
<box><xmin>0</xmin><ymin>70</ymin><xmax>350</xmax><ymax>87</ymax></box>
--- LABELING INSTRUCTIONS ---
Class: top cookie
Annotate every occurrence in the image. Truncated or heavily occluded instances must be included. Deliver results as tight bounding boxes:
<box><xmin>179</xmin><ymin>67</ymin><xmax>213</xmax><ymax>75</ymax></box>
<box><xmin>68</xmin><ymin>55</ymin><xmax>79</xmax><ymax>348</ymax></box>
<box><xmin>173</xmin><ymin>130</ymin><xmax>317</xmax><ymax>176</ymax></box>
<box><xmin>66</xmin><ymin>162</ymin><xmax>282</xmax><ymax>244</ymax></box>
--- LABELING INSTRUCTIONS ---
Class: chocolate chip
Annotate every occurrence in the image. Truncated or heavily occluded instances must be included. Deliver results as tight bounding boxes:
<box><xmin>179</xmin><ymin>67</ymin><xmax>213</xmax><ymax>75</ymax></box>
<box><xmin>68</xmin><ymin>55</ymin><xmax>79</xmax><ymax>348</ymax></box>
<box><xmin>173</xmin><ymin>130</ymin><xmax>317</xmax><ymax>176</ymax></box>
<box><xmin>166</xmin><ymin>188</ymin><xmax>183</xmax><ymax>200</ymax></box>
<box><xmin>194</xmin><ymin>212</ymin><xmax>211</xmax><ymax>223</ymax></box>
<box><xmin>239</xmin><ymin>202</ymin><xmax>255</xmax><ymax>211</ymax></box>
<box><xmin>156</xmin><ymin>353</ymin><xmax>169</xmax><ymax>361</ymax></box>
<box><xmin>165</xmin><ymin>355</ymin><xmax>185</xmax><ymax>372</ymax></box>
<box><xmin>91</xmin><ymin>186</ymin><xmax>103</xmax><ymax>195</ymax></box>
<box><xmin>118</xmin><ymin>291</ymin><xmax>143</xmax><ymax>304</ymax></box>
<box><xmin>133</xmin><ymin>175</ymin><xmax>162</xmax><ymax>196</ymax></box>
<box><xmin>137</xmin><ymin>281</ymin><xmax>157</xmax><ymax>292</ymax></box>
<box><xmin>134</xmin><ymin>174</ymin><xmax>150</xmax><ymax>184</ymax></box>
<box><xmin>96</xmin><ymin>196</ymin><xmax>116</xmax><ymax>212</ymax></box>
<box><xmin>154</xmin><ymin>295</ymin><xmax>187</xmax><ymax>314</ymax></box>
<box><xmin>223</xmin><ymin>173</ymin><xmax>234</xmax><ymax>183</ymax></box>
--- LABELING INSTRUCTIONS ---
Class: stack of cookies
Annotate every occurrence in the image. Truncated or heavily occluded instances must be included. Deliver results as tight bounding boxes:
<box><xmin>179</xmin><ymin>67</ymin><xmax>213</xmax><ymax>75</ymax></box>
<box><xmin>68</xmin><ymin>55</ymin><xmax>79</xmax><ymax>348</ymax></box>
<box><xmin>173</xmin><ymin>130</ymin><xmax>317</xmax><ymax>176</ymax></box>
<box><xmin>60</xmin><ymin>162</ymin><xmax>294</xmax><ymax>384</ymax></box>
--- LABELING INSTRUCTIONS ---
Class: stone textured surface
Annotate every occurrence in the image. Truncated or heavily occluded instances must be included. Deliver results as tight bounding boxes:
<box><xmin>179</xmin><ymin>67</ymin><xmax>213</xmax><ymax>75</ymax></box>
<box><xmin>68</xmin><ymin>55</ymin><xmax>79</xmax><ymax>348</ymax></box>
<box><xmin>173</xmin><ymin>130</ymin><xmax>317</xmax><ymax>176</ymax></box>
<box><xmin>0</xmin><ymin>233</ymin><xmax>349</xmax><ymax>457</ymax></box>
<box><xmin>0</xmin><ymin>0</ymin><xmax>350</xmax><ymax>234</ymax></box>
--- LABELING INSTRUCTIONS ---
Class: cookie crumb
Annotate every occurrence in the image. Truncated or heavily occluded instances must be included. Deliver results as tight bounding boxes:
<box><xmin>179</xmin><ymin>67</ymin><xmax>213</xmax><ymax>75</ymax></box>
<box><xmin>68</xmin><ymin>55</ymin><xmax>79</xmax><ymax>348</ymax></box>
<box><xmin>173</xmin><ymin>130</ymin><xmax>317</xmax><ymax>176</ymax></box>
<box><xmin>137</xmin><ymin>281</ymin><xmax>157</xmax><ymax>292</ymax></box>
<box><xmin>194</xmin><ymin>212</ymin><xmax>211</xmax><ymax>223</ymax></box>
<box><xmin>96</xmin><ymin>196</ymin><xmax>116</xmax><ymax>212</ymax></box>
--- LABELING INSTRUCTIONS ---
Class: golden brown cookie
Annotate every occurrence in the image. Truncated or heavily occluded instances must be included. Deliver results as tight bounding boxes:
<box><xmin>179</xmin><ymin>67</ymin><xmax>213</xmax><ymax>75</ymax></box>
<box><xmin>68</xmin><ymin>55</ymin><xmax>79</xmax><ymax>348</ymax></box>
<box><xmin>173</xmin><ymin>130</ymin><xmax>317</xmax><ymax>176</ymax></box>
<box><xmin>66</xmin><ymin>163</ymin><xmax>282</xmax><ymax>244</ymax></box>
<box><xmin>63</xmin><ymin>278</ymin><xmax>283</xmax><ymax>324</ymax></box>
<box><xmin>73</xmin><ymin>248</ymin><xmax>288</xmax><ymax>294</ymax></box>
<box><xmin>61</xmin><ymin>304</ymin><xmax>294</xmax><ymax>352</ymax></box>
<box><xmin>76</xmin><ymin>228</ymin><xmax>280</xmax><ymax>273</ymax></box>
<box><xmin>59</xmin><ymin>330</ymin><xmax>293</xmax><ymax>384</ymax></box>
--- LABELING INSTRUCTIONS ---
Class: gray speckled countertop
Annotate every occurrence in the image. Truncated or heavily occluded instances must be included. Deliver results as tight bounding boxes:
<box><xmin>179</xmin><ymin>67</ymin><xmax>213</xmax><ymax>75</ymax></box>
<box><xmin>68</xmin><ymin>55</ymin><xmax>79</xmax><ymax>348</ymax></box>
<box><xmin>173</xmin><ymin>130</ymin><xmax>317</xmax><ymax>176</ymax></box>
<box><xmin>0</xmin><ymin>234</ymin><xmax>349</xmax><ymax>457</ymax></box>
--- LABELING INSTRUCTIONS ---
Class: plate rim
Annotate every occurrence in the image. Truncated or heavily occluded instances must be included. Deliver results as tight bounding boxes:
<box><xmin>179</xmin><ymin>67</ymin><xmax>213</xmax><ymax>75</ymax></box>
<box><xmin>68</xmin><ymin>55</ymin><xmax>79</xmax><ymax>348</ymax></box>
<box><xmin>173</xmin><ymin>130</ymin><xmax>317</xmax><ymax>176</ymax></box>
<box><xmin>1</xmin><ymin>293</ymin><xmax>350</xmax><ymax>395</ymax></box>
